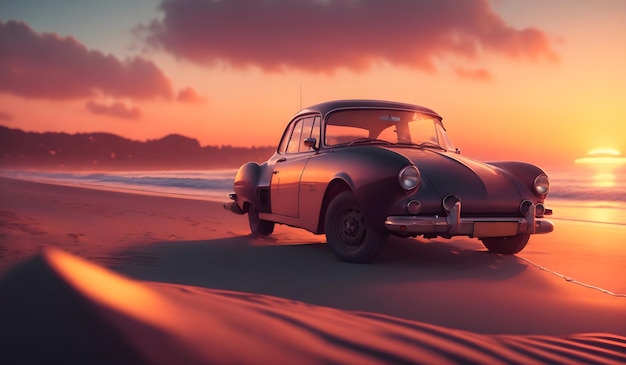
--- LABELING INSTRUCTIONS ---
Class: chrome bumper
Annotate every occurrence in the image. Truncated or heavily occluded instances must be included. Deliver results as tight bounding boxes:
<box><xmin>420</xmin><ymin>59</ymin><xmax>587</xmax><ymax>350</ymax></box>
<box><xmin>385</xmin><ymin>201</ymin><xmax>554</xmax><ymax>237</ymax></box>
<box><xmin>223</xmin><ymin>193</ymin><xmax>244</xmax><ymax>214</ymax></box>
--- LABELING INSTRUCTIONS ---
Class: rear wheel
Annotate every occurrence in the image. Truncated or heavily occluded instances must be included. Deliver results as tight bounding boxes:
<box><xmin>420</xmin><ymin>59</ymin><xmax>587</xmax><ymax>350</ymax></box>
<box><xmin>248</xmin><ymin>203</ymin><xmax>274</xmax><ymax>235</ymax></box>
<box><xmin>325</xmin><ymin>191</ymin><xmax>388</xmax><ymax>263</ymax></box>
<box><xmin>480</xmin><ymin>234</ymin><xmax>530</xmax><ymax>254</ymax></box>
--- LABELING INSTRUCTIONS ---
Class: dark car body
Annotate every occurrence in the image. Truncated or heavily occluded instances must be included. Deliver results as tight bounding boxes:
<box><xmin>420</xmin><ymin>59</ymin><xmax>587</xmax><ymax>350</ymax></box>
<box><xmin>225</xmin><ymin>100</ymin><xmax>553</xmax><ymax>263</ymax></box>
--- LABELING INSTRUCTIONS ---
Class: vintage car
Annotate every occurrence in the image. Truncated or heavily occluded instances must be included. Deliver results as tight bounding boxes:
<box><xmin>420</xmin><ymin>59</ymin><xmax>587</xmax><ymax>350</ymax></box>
<box><xmin>224</xmin><ymin>100</ymin><xmax>554</xmax><ymax>263</ymax></box>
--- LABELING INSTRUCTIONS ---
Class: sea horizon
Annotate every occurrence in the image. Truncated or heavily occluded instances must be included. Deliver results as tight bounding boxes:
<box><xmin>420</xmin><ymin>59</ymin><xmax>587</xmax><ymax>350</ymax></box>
<box><xmin>1</xmin><ymin>165</ymin><xmax>624</xmax><ymax>226</ymax></box>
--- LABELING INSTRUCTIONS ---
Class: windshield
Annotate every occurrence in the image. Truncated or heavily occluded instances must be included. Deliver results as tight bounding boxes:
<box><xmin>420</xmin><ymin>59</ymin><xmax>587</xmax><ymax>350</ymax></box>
<box><xmin>324</xmin><ymin>109</ymin><xmax>455</xmax><ymax>151</ymax></box>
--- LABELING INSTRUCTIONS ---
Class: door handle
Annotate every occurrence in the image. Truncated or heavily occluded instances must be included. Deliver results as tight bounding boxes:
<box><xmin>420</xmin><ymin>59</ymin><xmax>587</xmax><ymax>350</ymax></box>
<box><xmin>277</xmin><ymin>158</ymin><xmax>287</xmax><ymax>163</ymax></box>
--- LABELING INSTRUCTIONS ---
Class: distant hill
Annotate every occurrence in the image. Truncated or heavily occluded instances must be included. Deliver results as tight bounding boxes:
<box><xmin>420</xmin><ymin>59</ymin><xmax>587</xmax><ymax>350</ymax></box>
<box><xmin>0</xmin><ymin>125</ymin><xmax>275</xmax><ymax>170</ymax></box>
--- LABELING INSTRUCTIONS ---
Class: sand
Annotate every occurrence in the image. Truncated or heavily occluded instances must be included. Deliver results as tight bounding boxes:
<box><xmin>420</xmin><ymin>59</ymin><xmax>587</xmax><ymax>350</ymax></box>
<box><xmin>1</xmin><ymin>177</ymin><xmax>625</xmax><ymax>363</ymax></box>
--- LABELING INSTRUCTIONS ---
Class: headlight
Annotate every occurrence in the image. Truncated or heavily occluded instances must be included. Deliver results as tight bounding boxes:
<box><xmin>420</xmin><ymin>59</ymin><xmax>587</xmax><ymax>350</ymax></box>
<box><xmin>398</xmin><ymin>165</ymin><xmax>420</xmax><ymax>191</ymax></box>
<box><xmin>534</xmin><ymin>174</ymin><xmax>550</xmax><ymax>195</ymax></box>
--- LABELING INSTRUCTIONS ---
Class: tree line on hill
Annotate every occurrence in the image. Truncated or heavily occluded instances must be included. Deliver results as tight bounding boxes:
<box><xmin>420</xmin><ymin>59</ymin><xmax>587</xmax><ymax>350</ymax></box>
<box><xmin>0</xmin><ymin>125</ymin><xmax>276</xmax><ymax>170</ymax></box>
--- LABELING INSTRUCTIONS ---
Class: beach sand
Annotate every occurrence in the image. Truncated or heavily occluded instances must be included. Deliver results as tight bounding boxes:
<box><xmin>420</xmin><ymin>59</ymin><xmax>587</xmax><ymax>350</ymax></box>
<box><xmin>1</xmin><ymin>177</ymin><xmax>625</xmax><ymax>363</ymax></box>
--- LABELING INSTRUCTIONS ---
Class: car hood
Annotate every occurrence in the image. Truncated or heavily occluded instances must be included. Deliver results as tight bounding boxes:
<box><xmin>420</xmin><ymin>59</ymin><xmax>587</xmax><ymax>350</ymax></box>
<box><xmin>386</xmin><ymin>147</ymin><xmax>524</xmax><ymax>214</ymax></box>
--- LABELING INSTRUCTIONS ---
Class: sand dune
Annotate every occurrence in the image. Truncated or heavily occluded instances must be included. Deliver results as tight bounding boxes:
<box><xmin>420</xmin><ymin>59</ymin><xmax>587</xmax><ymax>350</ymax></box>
<box><xmin>1</xmin><ymin>177</ymin><xmax>625</xmax><ymax>363</ymax></box>
<box><xmin>1</xmin><ymin>249</ymin><xmax>624</xmax><ymax>365</ymax></box>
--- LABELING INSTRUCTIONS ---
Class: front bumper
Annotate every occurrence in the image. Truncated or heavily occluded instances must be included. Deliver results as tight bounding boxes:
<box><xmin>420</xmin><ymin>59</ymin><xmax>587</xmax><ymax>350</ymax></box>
<box><xmin>385</xmin><ymin>201</ymin><xmax>554</xmax><ymax>237</ymax></box>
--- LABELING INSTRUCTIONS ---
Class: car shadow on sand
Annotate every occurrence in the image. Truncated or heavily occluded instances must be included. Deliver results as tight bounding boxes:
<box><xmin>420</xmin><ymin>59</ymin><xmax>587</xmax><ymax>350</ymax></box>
<box><xmin>105</xmin><ymin>234</ymin><xmax>531</xmax><ymax>320</ymax></box>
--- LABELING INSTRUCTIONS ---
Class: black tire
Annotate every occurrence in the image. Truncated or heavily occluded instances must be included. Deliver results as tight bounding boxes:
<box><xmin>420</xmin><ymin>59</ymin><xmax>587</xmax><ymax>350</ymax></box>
<box><xmin>325</xmin><ymin>191</ymin><xmax>388</xmax><ymax>263</ymax></box>
<box><xmin>248</xmin><ymin>203</ymin><xmax>274</xmax><ymax>235</ymax></box>
<box><xmin>480</xmin><ymin>234</ymin><xmax>530</xmax><ymax>254</ymax></box>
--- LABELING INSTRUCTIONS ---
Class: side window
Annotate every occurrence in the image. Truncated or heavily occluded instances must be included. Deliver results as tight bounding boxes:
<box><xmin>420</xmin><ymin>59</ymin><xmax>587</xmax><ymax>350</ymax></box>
<box><xmin>285</xmin><ymin>116</ymin><xmax>320</xmax><ymax>154</ymax></box>
<box><xmin>286</xmin><ymin>119</ymin><xmax>304</xmax><ymax>154</ymax></box>
<box><xmin>278</xmin><ymin>120</ymin><xmax>295</xmax><ymax>154</ymax></box>
<box><xmin>308</xmin><ymin>117</ymin><xmax>320</xmax><ymax>151</ymax></box>
<box><xmin>299</xmin><ymin>117</ymin><xmax>314</xmax><ymax>151</ymax></box>
<box><xmin>309</xmin><ymin>116</ymin><xmax>321</xmax><ymax>150</ymax></box>
<box><xmin>299</xmin><ymin>116</ymin><xmax>320</xmax><ymax>151</ymax></box>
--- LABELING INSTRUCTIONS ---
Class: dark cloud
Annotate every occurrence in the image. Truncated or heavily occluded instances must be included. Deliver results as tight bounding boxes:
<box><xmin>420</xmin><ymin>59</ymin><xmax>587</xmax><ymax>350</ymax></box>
<box><xmin>141</xmin><ymin>0</ymin><xmax>558</xmax><ymax>73</ymax></box>
<box><xmin>0</xmin><ymin>20</ymin><xmax>174</xmax><ymax>100</ymax></box>
<box><xmin>86</xmin><ymin>101</ymin><xmax>142</xmax><ymax>120</ymax></box>
<box><xmin>177</xmin><ymin>87</ymin><xmax>206</xmax><ymax>103</ymax></box>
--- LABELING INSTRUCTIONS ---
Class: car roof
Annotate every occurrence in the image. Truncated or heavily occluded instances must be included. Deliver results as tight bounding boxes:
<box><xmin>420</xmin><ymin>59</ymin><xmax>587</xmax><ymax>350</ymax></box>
<box><xmin>294</xmin><ymin>99</ymin><xmax>442</xmax><ymax>120</ymax></box>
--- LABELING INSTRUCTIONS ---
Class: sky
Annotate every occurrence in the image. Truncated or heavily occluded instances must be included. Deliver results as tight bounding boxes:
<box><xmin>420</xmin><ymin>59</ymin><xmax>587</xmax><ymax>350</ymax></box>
<box><xmin>1</xmin><ymin>0</ymin><xmax>625</xmax><ymax>167</ymax></box>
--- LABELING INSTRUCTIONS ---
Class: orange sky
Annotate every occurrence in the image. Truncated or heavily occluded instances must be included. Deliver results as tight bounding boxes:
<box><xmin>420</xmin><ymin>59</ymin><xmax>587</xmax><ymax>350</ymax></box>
<box><xmin>1</xmin><ymin>0</ymin><xmax>625</xmax><ymax>168</ymax></box>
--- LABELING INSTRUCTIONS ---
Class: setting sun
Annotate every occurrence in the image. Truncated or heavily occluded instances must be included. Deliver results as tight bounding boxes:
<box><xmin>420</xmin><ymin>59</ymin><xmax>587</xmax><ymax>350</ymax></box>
<box><xmin>574</xmin><ymin>148</ymin><xmax>625</xmax><ymax>188</ymax></box>
<box><xmin>575</xmin><ymin>149</ymin><xmax>626</xmax><ymax>165</ymax></box>
<box><xmin>588</xmin><ymin>148</ymin><xmax>621</xmax><ymax>156</ymax></box>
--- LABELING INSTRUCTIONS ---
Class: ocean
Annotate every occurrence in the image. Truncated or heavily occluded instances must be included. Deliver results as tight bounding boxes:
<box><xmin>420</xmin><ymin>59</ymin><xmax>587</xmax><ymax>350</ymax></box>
<box><xmin>1</xmin><ymin>166</ymin><xmax>624</xmax><ymax>225</ymax></box>
<box><xmin>0</xmin><ymin>169</ymin><xmax>237</xmax><ymax>203</ymax></box>
<box><xmin>545</xmin><ymin>166</ymin><xmax>625</xmax><ymax>225</ymax></box>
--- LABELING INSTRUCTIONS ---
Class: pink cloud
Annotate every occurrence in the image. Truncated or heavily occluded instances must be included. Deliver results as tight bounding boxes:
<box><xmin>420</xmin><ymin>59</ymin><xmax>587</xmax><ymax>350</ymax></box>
<box><xmin>140</xmin><ymin>0</ymin><xmax>558</xmax><ymax>73</ymax></box>
<box><xmin>86</xmin><ymin>101</ymin><xmax>142</xmax><ymax>120</ymax></box>
<box><xmin>0</xmin><ymin>20</ymin><xmax>174</xmax><ymax>100</ymax></box>
<box><xmin>177</xmin><ymin>87</ymin><xmax>206</xmax><ymax>103</ymax></box>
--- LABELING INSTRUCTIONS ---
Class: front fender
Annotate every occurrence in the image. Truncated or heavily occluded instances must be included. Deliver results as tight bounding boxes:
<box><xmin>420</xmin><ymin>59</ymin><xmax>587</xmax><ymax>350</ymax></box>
<box><xmin>487</xmin><ymin>161</ymin><xmax>548</xmax><ymax>196</ymax></box>
<box><xmin>303</xmin><ymin>147</ymin><xmax>411</xmax><ymax>234</ymax></box>
<box><xmin>326</xmin><ymin>147</ymin><xmax>412</xmax><ymax>232</ymax></box>
<box><xmin>331</xmin><ymin>172</ymin><xmax>356</xmax><ymax>192</ymax></box>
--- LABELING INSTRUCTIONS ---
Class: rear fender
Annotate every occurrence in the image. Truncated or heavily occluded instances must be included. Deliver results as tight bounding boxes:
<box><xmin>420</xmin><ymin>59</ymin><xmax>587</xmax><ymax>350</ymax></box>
<box><xmin>233</xmin><ymin>162</ymin><xmax>263</xmax><ymax>213</ymax></box>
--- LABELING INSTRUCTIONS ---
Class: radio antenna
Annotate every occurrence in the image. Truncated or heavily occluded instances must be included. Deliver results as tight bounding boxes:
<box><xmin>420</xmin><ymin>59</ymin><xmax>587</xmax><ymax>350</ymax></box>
<box><xmin>299</xmin><ymin>82</ymin><xmax>303</xmax><ymax>109</ymax></box>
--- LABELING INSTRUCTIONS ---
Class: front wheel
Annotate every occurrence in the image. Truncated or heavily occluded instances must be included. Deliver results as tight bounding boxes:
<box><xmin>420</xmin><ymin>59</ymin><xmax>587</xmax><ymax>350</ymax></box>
<box><xmin>248</xmin><ymin>203</ymin><xmax>274</xmax><ymax>236</ymax></box>
<box><xmin>325</xmin><ymin>191</ymin><xmax>388</xmax><ymax>263</ymax></box>
<box><xmin>480</xmin><ymin>234</ymin><xmax>530</xmax><ymax>254</ymax></box>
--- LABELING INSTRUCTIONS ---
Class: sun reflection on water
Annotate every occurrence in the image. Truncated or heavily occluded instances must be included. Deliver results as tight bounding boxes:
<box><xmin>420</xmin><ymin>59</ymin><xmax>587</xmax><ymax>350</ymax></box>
<box><xmin>575</xmin><ymin>149</ymin><xmax>625</xmax><ymax>188</ymax></box>
<box><xmin>591</xmin><ymin>171</ymin><xmax>616</xmax><ymax>188</ymax></box>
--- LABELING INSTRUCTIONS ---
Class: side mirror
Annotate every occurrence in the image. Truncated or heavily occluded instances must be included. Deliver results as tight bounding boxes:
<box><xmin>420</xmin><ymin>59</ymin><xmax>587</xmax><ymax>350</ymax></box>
<box><xmin>304</xmin><ymin>137</ymin><xmax>318</xmax><ymax>151</ymax></box>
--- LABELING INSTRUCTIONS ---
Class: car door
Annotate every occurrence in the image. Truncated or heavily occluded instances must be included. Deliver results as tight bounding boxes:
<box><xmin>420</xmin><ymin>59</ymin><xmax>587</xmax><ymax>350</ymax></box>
<box><xmin>271</xmin><ymin>116</ymin><xmax>319</xmax><ymax>217</ymax></box>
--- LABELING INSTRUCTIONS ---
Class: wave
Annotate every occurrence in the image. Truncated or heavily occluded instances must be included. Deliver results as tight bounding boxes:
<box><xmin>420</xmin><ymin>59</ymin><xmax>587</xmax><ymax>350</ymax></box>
<box><xmin>1</xmin><ymin>169</ymin><xmax>234</xmax><ymax>187</ymax></box>
<box><xmin>78</xmin><ymin>173</ymin><xmax>234</xmax><ymax>191</ymax></box>
<box><xmin>0</xmin><ymin>169</ymin><xmax>237</xmax><ymax>202</ymax></box>
<box><xmin>548</xmin><ymin>170</ymin><xmax>626</xmax><ymax>203</ymax></box>
<box><xmin>548</xmin><ymin>187</ymin><xmax>626</xmax><ymax>202</ymax></box>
